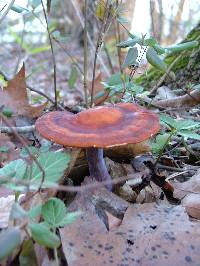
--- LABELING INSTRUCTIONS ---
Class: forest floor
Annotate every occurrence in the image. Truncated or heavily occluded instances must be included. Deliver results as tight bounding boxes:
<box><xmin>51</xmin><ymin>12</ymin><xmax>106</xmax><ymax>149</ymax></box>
<box><xmin>0</xmin><ymin>40</ymin><xmax>200</xmax><ymax>266</ymax></box>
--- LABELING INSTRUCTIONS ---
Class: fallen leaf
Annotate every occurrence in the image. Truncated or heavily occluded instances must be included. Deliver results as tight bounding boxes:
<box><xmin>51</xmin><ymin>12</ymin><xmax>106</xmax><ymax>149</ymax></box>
<box><xmin>60</xmin><ymin>182</ymin><xmax>200</xmax><ymax>266</ymax></box>
<box><xmin>0</xmin><ymin>195</ymin><xmax>15</xmax><ymax>228</ymax></box>
<box><xmin>182</xmin><ymin>194</ymin><xmax>200</xmax><ymax>219</ymax></box>
<box><xmin>0</xmin><ymin>65</ymin><xmax>46</xmax><ymax>118</ymax></box>
<box><xmin>174</xmin><ymin>169</ymin><xmax>200</xmax><ymax>199</ymax></box>
<box><xmin>0</xmin><ymin>133</ymin><xmax>19</xmax><ymax>164</ymax></box>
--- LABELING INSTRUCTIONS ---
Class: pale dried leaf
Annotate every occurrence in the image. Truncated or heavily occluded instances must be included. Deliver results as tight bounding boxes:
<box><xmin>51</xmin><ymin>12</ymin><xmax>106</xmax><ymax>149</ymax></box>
<box><xmin>182</xmin><ymin>194</ymin><xmax>200</xmax><ymax>219</ymax></box>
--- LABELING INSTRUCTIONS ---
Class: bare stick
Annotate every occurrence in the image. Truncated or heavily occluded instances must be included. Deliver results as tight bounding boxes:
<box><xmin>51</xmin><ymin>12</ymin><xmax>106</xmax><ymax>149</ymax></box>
<box><xmin>41</xmin><ymin>0</ymin><xmax>57</xmax><ymax>109</ymax></box>
<box><xmin>90</xmin><ymin>0</ymin><xmax>110</xmax><ymax>107</ymax></box>
<box><xmin>83</xmin><ymin>0</ymin><xmax>88</xmax><ymax>108</ymax></box>
<box><xmin>69</xmin><ymin>0</ymin><xmax>110</xmax><ymax>76</ymax></box>
<box><xmin>0</xmin><ymin>125</ymin><xmax>35</xmax><ymax>134</ymax></box>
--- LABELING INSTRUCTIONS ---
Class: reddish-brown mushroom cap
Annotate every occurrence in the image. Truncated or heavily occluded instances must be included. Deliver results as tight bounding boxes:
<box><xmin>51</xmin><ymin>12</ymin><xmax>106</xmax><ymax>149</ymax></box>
<box><xmin>35</xmin><ymin>103</ymin><xmax>160</xmax><ymax>148</ymax></box>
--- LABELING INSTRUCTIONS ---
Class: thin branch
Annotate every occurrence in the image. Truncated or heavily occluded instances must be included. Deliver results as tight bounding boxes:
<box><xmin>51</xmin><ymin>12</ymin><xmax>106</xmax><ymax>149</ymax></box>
<box><xmin>83</xmin><ymin>0</ymin><xmax>88</xmax><ymax>108</ymax></box>
<box><xmin>69</xmin><ymin>0</ymin><xmax>110</xmax><ymax>76</ymax></box>
<box><xmin>0</xmin><ymin>0</ymin><xmax>15</xmax><ymax>24</ymax></box>
<box><xmin>90</xmin><ymin>0</ymin><xmax>110</xmax><ymax>107</ymax></box>
<box><xmin>41</xmin><ymin>0</ymin><xmax>57</xmax><ymax>109</ymax></box>
<box><xmin>0</xmin><ymin>125</ymin><xmax>35</xmax><ymax>134</ymax></box>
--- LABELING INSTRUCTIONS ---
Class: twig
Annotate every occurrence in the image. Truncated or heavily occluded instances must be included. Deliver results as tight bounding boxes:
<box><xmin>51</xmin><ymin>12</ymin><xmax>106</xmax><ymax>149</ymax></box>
<box><xmin>41</xmin><ymin>0</ymin><xmax>57</xmax><ymax>109</ymax></box>
<box><xmin>0</xmin><ymin>125</ymin><xmax>35</xmax><ymax>134</ymax></box>
<box><xmin>1</xmin><ymin>171</ymin><xmax>144</xmax><ymax>193</ymax></box>
<box><xmin>149</xmin><ymin>54</ymin><xmax>181</xmax><ymax>95</ymax></box>
<box><xmin>27</xmin><ymin>85</ymin><xmax>65</xmax><ymax>110</ymax></box>
<box><xmin>0</xmin><ymin>0</ymin><xmax>15</xmax><ymax>24</ymax></box>
<box><xmin>90</xmin><ymin>0</ymin><xmax>110</xmax><ymax>107</ymax></box>
<box><xmin>69</xmin><ymin>0</ymin><xmax>110</xmax><ymax>76</ymax></box>
<box><xmin>83</xmin><ymin>0</ymin><xmax>88</xmax><ymax>108</ymax></box>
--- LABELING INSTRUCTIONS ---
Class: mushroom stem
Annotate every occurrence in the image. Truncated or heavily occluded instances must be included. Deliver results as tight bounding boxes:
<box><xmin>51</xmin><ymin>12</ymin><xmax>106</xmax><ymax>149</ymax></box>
<box><xmin>86</xmin><ymin>148</ymin><xmax>112</xmax><ymax>191</ymax></box>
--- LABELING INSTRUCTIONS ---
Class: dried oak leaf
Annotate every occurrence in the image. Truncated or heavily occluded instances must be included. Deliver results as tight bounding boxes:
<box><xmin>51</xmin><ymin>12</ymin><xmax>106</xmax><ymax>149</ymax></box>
<box><xmin>60</xmin><ymin>188</ymin><xmax>200</xmax><ymax>266</ymax></box>
<box><xmin>0</xmin><ymin>65</ymin><xmax>46</xmax><ymax>118</ymax></box>
<box><xmin>0</xmin><ymin>133</ymin><xmax>19</xmax><ymax>164</ymax></box>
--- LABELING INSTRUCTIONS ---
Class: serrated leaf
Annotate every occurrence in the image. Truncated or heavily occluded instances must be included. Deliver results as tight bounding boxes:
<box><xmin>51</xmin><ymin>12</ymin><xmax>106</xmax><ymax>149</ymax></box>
<box><xmin>146</xmin><ymin>47</ymin><xmax>167</xmax><ymax>72</ymax></box>
<box><xmin>160</xmin><ymin>114</ymin><xmax>178</xmax><ymax>129</ymax></box>
<box><xmin>0</xmin><ymin>159</ymin><xmax>27</xmax><ymax>179</ymax></box>
<box><xmin>0</xmin><ymin>228</ymin><xmax>21</xmax><ymax>261</ymax></box>
<box><xmin>178</xmin><ymin>131</ymin><xmax>200</xmax><ymax>140</ymax></box>
<box><xmin>175</xmin><ymin>120</ymin><xmax>200</xmax><ymax>131</ymax></box>
<box><xmin>30</xmin><ymin>151</ymin><xmax>70</xmax><ymax>188</ymax></box>
<box><xmin>28</xmin><ymin>205</ymin><xmax>42</xmax><ymax>220</ymax></box>
<box><xmin>29</xmin><ymin>223</ymin><xmax>60</xmax><ymax>248</ymax></box>
<box><xmin>58</xmin><ymin>211</ymin><xmax>82</xmax><ymax>227</ymax></box>
<box><xmin>122</xmin><ymin>47</ymin><xmax>138</xmax><ymax>68</ymax></box>
<box><xmin>42</xmin><ymin>198</ymin><xmax>66</xmax><ymax>228</ymax></box>
<box><xmin>166</xmin><ymin>41</ymin><xmax>199</xmax><ymax>53</ymax></box>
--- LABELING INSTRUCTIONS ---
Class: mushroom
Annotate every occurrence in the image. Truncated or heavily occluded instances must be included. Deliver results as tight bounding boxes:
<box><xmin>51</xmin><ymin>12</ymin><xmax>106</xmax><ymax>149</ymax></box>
<box><xmin>35</xmin><ymin>103</ymin><xmax>160</xmax><ymax>190</ymax></box>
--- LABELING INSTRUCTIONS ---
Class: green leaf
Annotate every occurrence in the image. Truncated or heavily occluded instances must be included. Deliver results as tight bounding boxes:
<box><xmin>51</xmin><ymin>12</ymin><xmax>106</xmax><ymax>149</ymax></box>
<box><xmin>2</xmin><ymin>107</ymin><xmax>13</xmax><ymax>117</ymax></box>
<box><xmin>28</xmin><ymin>205</ymin><xmax>42</xmax><ymax>220</ymax></box>
<box><xmin>20</xmin><ymin>147</ymin><xmax>39</xmax><ymax>158</ymax></box>
<box><xmin>166</xmin><ymin>41</ymin><xmax>199</xmax><ymax>53</ymax></box>
<box><xmin>29</xmin><ymin>223</ymin><xmax>60</xmax><ymax>248</ymax></box>
<box><xmin>146</xmin><ymin>47</ymin><xmax>167</xmax><ymax>72</ymax></box>
<box><xmin>193</xmin><ymin>84</ymin><xmax>200</xmax><ymax>90</ymax></box>
<box><xmin>175</xmin><ymin>119</ymin><xmax>200</xmax><ymax>131</ymax></box>
<box><xmin>19</xmin><ymin>240</ymin><xmax>38</xmax><ymax>266</ymax></box>
<box><xmin>160</xmin><ymin>114</ymin><xmax>178</xmax><ymax>129</ymax></box>
<box><xmin>10</xmin><ymin>203</ymin><xmax>27</xmax><ymax>220</ymax></box>
<box><xmin>58</xmin><ymin>211</ymin><xmax>82</xmax><ymax>227</ymax></box>
<box><xmin>117</xmin><ymin>37</ymin><xmax>139</xmax><ymax>48</ymax></box>
<box><xmin>0</xmin><ymin>159</ymin><xmax>27</xmax><ymax>180</ymax></box>
<box><xmin>30</xmin><ymin>0</ymin><xmax>41</xmax><ymax>9</ymax></box>
<box><xmin>122</xmin><ymin>47</ymin><xmax>138</xmax><ymax>68</ymax></box>
<box><xmin>0</xmin><ymin>146</ymin><xmax>9</xmax><ymax>152</ymax></box>
<box><xmin>178</xmin><ymin>130</ymin><xmax>200</xmax><ymax>140</ymax></box>
<box><xmin>150</xmin><ymin>133</ymin><xmax>170</xmax><ymax>155</ymax></box>
<box><xmin>11</xmin><ymin>4</ymin><xmax>29</xmax><ymax>13</ymax></box>
<box><xmin>68</xmin><ymin>66</ymin><xmax>78</xmax><ymax>89</ymax></box>
<box><xmin>0</xmin><ymin>228</ymin><xmax>21</xmax><ymax>261</ymax></box>
<box><xmin>42</xmin><ymin>198</ymin><xmax>66</xmax><ymax>228</ymax></box>
<box><xmin>30</xmin><ymin>151</ymin><xmax>70</xmax><ymax>188</ymax></box>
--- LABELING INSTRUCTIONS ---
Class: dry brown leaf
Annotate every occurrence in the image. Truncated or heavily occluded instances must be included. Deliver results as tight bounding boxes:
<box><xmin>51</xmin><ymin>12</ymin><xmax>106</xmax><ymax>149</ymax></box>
<box><xmin>60</xmin><ymin>181</ymin><xmax>200</xmax><ymax>266</ymax></box>
<box><xmin>174</xmin><ymin>169</ymin><xmax>200</xmax><ymax>199</ymax></box>
<box><xmin>182</xmin><ymin>194</ymin><xmax>200</xmax><ymax>219</ymax></box>
<box><xmin>0</xmin><ymin>133</ymin><xmax>19</xmax><ymax>164</ymax></box>
<box><xmin>0</xmin><ymin>65</ymin><xmax>46</xmax><ymax>118</ymax></box>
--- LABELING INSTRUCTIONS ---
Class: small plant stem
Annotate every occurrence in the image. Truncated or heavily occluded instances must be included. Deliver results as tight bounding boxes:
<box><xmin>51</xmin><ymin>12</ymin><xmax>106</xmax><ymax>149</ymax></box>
<box><xmin>104</xmin><ymin>43</ymin><xmax>114</xmax><ymax>74</ymax></box>
<box><xmin>90</xmin><ymin>0</ymin><xmax>109</xmax><ymax>107</ymax></box>
<box><xmin>154</xmin><ymin>130</ymin><xmax>175</xmax><ymax>166</ymax></box>
<box><xmin>83</xmin><ymin>0</ymin><xmax>88</xmax><ymax>108</ymax></box>
<box><xmin>41</xmin><ymin>0</ymin><xmax>57</xmax><ymax>110</ymax></box>
<box><xmin>53</xmin><ymin>229</ymin><xmax>59</xmax><ymax>266</ymax></box>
